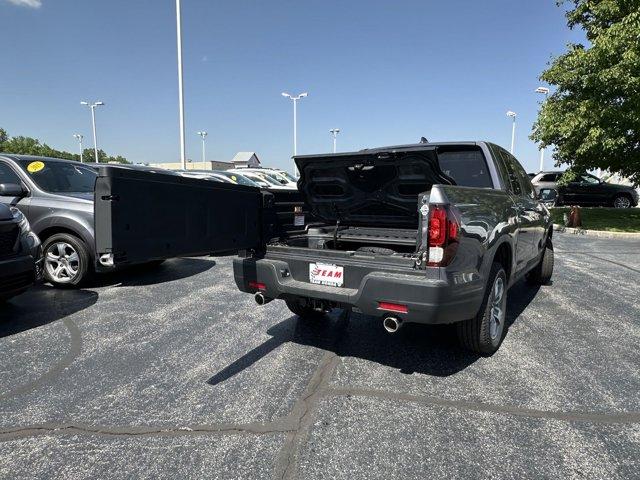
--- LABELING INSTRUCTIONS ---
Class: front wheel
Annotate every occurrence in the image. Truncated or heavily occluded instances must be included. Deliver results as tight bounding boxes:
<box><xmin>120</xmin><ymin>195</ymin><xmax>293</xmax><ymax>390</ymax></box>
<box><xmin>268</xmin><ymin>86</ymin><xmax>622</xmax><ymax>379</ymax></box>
<box><xmin>456</xmin><ymin>262</ymin><xmax>507</xmax><ymax>355</ymax></box>
<box><xmin>613</xmin><ymin>194</ymin><xmax>632</xmax><ymax>209</ymax></box>
<box><xmin>42</xmin><ymin>233</ymin><xmax>91</xmax><ymax>288</ymax></box>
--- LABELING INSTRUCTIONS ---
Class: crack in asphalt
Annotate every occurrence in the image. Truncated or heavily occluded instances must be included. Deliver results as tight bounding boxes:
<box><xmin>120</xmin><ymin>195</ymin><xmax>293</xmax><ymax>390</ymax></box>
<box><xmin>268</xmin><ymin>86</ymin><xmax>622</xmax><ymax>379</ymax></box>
<box><xmin>326</xmin><ymin>387</ymin><xmax>640</xmax><ymax>425</ymax></box>
<box><xmin>273</xmin><ymin>309</ymin><xmax>351</xmax><ymax>480</ymax></box>
<box><xmin>0</xmin><ymin>421</ymin><xmax>295</xmax><ymax>441</ymax></box>
<box><xmin>0</xmin><ymin>317</ymin><xmax>82</xmax><ymax>402</ymax></box>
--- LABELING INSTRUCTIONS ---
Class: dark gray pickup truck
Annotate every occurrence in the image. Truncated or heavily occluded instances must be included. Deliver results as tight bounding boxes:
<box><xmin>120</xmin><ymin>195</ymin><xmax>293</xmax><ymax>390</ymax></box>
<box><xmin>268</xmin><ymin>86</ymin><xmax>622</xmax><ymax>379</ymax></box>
<box><xmin>93</xmin><ymin>141</ymin><xmax>553</xmax><ymax>354</ymax></box>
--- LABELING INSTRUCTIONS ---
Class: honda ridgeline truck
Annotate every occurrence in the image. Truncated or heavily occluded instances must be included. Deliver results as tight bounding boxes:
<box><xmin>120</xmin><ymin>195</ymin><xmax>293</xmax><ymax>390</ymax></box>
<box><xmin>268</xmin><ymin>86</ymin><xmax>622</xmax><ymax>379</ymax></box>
<box><xmin>94</xmin><ymin>141</ymin><xmax>554</xmax><ymax>354</ymax></box>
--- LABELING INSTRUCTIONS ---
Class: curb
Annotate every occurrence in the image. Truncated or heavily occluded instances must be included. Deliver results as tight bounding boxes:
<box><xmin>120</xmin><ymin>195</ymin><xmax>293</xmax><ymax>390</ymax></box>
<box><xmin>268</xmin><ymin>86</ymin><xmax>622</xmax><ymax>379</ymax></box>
<box><xmin>553</xmin><ymin>224</ymin><xmax>640</xmax><ymax>239</ymax></box>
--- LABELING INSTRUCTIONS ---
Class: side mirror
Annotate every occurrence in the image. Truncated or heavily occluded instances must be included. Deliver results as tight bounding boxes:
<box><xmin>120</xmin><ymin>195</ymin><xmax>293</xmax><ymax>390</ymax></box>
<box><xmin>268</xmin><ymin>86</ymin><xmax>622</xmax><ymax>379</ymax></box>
<box><xmin>0</xmin><ymin>183</ymin><xmax>26</xmax><ymax>197</ymax></box>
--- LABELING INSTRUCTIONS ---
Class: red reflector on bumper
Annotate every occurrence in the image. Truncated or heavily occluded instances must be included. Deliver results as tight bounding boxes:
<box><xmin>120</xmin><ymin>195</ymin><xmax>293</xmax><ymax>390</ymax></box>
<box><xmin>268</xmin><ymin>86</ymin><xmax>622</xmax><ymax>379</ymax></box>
<box><xmin>377</xmin><ymin>302</ymin><xmax>408</xmax><ymax>314</ymax></box>
<box><xmin>248</xmin><ymin>281</ymin><xmax>266</xmax><ymax>290</ymax></box>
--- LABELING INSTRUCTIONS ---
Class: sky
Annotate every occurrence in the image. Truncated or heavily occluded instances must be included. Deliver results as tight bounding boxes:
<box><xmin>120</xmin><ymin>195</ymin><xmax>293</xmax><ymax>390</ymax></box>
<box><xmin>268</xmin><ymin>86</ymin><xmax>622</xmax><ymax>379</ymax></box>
<box><xmin>0</xmin><ymin>0</ymin><xmax>584</xmax><ymax>174</ymax></box>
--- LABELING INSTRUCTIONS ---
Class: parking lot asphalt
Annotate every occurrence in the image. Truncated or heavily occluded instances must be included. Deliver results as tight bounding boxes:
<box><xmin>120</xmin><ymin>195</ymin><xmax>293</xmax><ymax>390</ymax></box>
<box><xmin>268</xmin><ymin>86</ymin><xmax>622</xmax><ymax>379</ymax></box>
<box><xmin>1</xmin><ymin>233</ymin><xmax>639</xmax><ymax>479</ymax></box>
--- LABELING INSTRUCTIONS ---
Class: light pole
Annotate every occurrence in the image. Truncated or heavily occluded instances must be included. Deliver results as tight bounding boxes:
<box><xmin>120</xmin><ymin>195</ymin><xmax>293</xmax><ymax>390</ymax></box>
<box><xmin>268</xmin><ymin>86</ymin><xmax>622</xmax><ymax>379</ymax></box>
<box><xmin>197</xmin><ymin>131</ymin><xmax>208</xmax><ymax>165</ymax></box>
<box><xmin>176</xmin><ymin>0</ymin><xmax>187</xmax><ymax>169</ymax></box>
<box><xmin>73</xmin><ymin>134</ymin><xmax>84</xmax><ymax>163</ymax></box>
<box><xmin>329</xmin><ymin>128</ymin><xmax>340</xmax><ymax>153</ymax></box>
<box><xmin>535</xmin><ymin>87</ymin><xmax>550</xmax><ymax>171</ymax></box>
<box><xmin>506</xmin><ymin>111</ymin><xmax>517</xmax><ymax>154</ymax></box>
<box><xmin>80</xmin><ymin>101</ymin><xmax>104</xmax><ymax>163</ymax></box>
<box><xmin>282</xmin><ymin>92</ymin><xmax>308</xmax><ymax>174</ymax></box>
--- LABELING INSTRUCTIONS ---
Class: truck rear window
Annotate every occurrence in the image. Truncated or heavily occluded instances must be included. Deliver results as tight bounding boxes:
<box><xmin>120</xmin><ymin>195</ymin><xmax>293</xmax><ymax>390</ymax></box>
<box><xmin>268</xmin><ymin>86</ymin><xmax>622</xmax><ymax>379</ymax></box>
<box><xmin>437</xmin><ymin>148</ymin><xmax>493</xmax><ymax>188</ymax></box>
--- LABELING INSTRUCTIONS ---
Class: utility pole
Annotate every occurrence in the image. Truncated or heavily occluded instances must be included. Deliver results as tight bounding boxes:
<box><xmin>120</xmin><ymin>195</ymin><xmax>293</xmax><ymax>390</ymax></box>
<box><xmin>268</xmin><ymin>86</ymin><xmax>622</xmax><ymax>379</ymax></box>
<box><xmin>329</xmin><ymin>128</ymin><xmax>340</xmax><ymax>153</ymax></box>
<box><xmin>80</xmin><ymin>101</ymin><xmax>104</xmax><ymax>163</ymax></box>
<box><xmin>197</xmin><ymin>131</ymin><xmax>208</xmax><ymax>165</ymax></box>
<box><xmin>73</xmin><ymin>134</ymin><xmax>84</xmax><ymax>163</ymax></box>
<box><xmin>282</xmin><ymin>92</ymin><xmax>308</xmax><ymax>174</ymax></box>
<box><xmin>506</xmin><ymin>111</ymin><xmax>517</xmax><ymax>154</ymax></box>
<box><xmin>535</xmin><ymin>87</ymin><xmax>550</xmax><ymax>171</ymax></box>
<box><xmin>176</xmin><ymin>0</ymin><xmax>187</xmax><ymax>169</ymax></box>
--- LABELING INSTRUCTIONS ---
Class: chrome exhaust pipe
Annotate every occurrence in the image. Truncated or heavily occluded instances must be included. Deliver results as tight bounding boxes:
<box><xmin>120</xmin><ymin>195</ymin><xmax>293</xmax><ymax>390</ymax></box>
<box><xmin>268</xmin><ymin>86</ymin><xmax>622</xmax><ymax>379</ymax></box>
<box><xmin>383</xmin><ymin>316</ymin><xmax>403</xmax><ymax>333</ymax></box>
<box><xmin>254</xmin><ymin>292</ymin><xmax>273</xmax><ymax>306</ymax></box>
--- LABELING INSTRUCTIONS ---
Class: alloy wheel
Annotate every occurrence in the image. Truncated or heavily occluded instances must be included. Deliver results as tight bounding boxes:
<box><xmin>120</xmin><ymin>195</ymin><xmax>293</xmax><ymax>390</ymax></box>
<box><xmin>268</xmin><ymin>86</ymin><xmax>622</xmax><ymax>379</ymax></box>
<box><xmin>45</xmin><ymin>242</ymin><xmax>80</xmax><ymax>283</ymax></box>
<box><xmin>614</xmin><ymin>196</ymin><xmax>631</xmax><ymax>208</ymax></box>
<box><xmin>489</xmin><ymin>276</ymin><xmax>506</xmax><ymax>341</ymax></box>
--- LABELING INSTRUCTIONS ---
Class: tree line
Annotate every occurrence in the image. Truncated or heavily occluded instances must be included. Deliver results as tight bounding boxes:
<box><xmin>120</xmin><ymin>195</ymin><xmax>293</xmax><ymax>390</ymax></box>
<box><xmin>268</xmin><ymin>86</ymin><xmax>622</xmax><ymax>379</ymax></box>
<box><xmin>0</xmin><ymin>127</ymin><xmax>130</xmax><ymax>164</ymax></box>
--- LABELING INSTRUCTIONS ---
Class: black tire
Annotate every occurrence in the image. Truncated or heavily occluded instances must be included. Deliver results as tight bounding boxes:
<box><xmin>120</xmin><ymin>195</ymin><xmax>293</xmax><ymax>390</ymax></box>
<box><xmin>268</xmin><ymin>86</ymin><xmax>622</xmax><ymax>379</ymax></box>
<box><xmin>613</xmin><ymin>194</ymin><xmax>632</xmax><ymax>209</ymax></box>
<box><xmin>285</xmin><ymin>298</ymin><xmax>326</xmax><ymax>320</ymax></box>
<box><xmin>42</xmin><ymin>233</ymin><xmax>92</xmax><ymax>288</ymax></box>
<box><xmin>456</xmin><ymin>262</ymin><xmax>507</xmax><ymax>355</ymax></box>
<box><xmin>527</xmin><ymin>239</ymin><xmax>554</xmax><ymax>286</ymax></box>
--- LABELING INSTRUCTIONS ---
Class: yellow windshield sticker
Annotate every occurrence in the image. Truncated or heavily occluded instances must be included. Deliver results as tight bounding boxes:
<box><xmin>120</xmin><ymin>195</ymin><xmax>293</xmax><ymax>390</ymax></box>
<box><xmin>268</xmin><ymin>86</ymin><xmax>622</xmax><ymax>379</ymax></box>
<box><xmin>27</xmin><ymin>161</ymin><xmax>45</xmax><ymax>173</ymax></box>
<box><xmin>231</xmin><ymin>175</ymin><xmax>237</xmax><ymax>181</ymax></box>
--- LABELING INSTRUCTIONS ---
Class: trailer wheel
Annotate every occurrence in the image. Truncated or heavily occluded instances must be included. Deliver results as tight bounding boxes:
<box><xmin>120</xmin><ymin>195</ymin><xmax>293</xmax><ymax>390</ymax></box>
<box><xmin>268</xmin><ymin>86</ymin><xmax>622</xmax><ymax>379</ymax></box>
<box><xmin>285</xmin><ymin>298</ymin><xmax>326</xmax><ymax>320</ymax></box>
<box><xmin>456</xmin><ymin>262</ymin><xmax>507</xmax><ymax>355</ymax></box>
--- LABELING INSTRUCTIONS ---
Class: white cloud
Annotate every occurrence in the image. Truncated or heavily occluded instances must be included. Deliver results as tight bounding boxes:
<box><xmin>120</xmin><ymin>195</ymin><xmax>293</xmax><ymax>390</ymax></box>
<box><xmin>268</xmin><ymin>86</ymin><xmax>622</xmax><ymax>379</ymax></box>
<box><xmin>6</xmin><ymin>0</ymin><xmax>42</xmax><ymax>8</ymax></box>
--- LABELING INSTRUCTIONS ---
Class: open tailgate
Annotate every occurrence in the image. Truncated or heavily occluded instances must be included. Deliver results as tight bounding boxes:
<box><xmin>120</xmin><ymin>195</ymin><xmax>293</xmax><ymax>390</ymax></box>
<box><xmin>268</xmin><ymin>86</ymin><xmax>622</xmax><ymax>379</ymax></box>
<box><xmin>94</xmin><ymin>166</ymin><xmax>263</xmax><ymax>266</ymax></box>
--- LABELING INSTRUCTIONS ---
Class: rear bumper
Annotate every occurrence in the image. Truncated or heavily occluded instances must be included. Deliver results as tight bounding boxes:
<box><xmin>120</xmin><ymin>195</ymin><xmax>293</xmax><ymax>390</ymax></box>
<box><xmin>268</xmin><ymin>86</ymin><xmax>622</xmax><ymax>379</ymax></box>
<box><xmin>0</xmin><ymin>255</ymin><xmax>38</xmax><ymax>298</ymax></box>
<box><xmin>233</xmin><ymin>256</ymin><xmax>484</xmax><ymax>324</ymax></box>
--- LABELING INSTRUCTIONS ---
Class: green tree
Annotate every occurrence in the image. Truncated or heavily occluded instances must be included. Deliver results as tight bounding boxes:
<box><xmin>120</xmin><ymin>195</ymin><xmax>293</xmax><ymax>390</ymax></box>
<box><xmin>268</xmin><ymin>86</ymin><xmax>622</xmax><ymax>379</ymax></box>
<box><xmin>531</xmin><ymin>0</ymin><xmax>640</xmax><ymax>184</ymax></box>
<box><xmin>0</xmin><ymin>127</ymin><xmax>130</xmax><ymax>164</ymax></box>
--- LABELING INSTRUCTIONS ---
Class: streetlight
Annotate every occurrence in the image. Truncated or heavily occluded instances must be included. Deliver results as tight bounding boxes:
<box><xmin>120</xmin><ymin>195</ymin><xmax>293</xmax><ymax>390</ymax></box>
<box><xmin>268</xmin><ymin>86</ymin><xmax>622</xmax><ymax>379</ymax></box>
<box><xmin>80</xmin><ymin>101</ymin><xmax>104</xmax><ymax>163</ymax></box>
<box><xmin>329</xmin><ymin>128</ymin><xmax>340</xmax><ymax>153</ymax></box>
<box><xmin>282</xmin><ymin>92</ymin><xmax>308</xmax><ymax>174</ymax></box>
<box><xmin>176</xmin><ymin>0</ymin><xmax>187</xmax><ymax>169</ymax></box>
<box><xmin>73</xmin><ymin>134</ymin><xmax>84</xmax><ymax>163</ymax></box>
<box><xmin>535</xmin><ymin>87</ymin><xmax>550</xmax><ymax>171</ymax></box>
<box><xmin>506</xmin><ymin>111</ymin><xmax>517</xmax><ymax>154</ymax></box>
<box><xmin>197</xmin><ymin>131</ymin><xmax>208</xmax><ymax>165</ymax></box>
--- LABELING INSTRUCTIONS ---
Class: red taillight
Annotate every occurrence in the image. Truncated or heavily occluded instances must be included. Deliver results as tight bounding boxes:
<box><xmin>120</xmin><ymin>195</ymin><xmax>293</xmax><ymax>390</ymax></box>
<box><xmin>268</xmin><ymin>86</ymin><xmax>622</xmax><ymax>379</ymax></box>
<box><xmin>248</xmin><ymin>281</ymin><xmax>266</xmax><ymax>291</ymax></box>
<box><xmin>377</xmin><ymin>302</ymin><xmax>408</xmax><ymax>314</ymax></box>
<box><xmin>428</xmin><ymin>206</ymin><xmax>447</xmax><ymax>247</ymax></box>
<box><xmin>427</xmin><ymin>205</ymin><xmax>460</xmax><ymax>266</ymax></box>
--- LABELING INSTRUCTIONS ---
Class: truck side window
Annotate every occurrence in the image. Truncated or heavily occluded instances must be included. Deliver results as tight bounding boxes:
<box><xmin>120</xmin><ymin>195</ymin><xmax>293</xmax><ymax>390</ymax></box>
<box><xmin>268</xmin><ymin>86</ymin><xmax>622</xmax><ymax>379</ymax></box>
<box><xmin>505</xmin><ymin>151</ymin><xmax>536</xmax><ymax>199</ymax></box>
<box><xmin>496</xmin><ymin>148</ymin><xmax>522</xmax><ymax>196</ymax></box>
<box><xmin>437</xmin><ymin>147</ymin><xmax>493</xmax><ymax>188</ymax></box>
<box><xmin>0</xmin><ymin>162</ymin><xmax>22</xmax><ymax>184</ymax></box>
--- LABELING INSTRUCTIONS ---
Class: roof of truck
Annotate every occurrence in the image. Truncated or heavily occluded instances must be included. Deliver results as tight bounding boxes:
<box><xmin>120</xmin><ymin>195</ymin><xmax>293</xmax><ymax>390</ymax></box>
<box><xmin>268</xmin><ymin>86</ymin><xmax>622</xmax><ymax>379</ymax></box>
<box><xmin>294</xmin><ymin>141</ymin><xmax>485</xmax><ymax>159</ymax></box>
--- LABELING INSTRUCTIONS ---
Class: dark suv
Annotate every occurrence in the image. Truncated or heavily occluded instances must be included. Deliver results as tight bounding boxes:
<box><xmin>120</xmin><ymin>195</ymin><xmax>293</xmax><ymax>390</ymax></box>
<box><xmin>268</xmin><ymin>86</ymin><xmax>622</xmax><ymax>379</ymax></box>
<box><xmin>531</xmin><ymin>171</ymin><xmax>638</xmax><ymax>208</ymax></box>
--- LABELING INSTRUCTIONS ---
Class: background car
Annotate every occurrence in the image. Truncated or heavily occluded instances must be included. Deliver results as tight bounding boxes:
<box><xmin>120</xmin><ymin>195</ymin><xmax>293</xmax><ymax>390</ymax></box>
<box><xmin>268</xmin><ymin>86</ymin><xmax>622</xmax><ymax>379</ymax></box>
<box><xmin>530</xmin><ymin>171</ymin><xmax>563</xmax><ymax>195</ymax></box>
<box><xmin>532</xmin><ymin>171</ymin><xmax>638</xmax><ymax>208</ymax></box>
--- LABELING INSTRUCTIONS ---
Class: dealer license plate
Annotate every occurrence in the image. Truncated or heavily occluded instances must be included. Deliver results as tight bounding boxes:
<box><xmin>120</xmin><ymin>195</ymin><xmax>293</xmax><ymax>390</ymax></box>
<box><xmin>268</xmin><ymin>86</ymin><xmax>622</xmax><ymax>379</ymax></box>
<box><xmin>309</xmin><ymin>262</ymin><xmax>344</xmax><ymax>287</ymax></box>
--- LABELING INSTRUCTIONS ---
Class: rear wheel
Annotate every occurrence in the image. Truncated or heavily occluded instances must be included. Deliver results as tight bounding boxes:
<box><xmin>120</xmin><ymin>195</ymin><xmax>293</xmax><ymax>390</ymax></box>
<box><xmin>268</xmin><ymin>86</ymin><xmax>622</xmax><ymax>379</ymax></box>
<box><xmin>456</xmin><ymin>262</ymin><xmax>507</xmax><ymax>355</ymax></box>
<box><xmin>527</xmin><ymin>239</ymin><xmax>554</xmax><ymax>286</ymax></box>
<box><xmin>285</xmin><ymin>298</ymin><xmax>327</xmax><ymax>320</ymax></box>
<box><xmin>43</xmin><ymin>233</ymin><xmax>91</xmax><ymax>288</ymax></box>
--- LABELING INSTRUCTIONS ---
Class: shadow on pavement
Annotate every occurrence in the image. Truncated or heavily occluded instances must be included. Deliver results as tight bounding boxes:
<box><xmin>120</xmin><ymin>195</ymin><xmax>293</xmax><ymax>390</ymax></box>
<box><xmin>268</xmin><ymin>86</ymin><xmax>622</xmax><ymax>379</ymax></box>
<box><xmin>209</xmin><ymin>281</ymin><xmax>541</xmax><ymax>385</ymax></box>
<box><xmin>0</xmin><ymin>285</ymin><xmax>98</xmax><ymax>337</ymax></box>
<box><xmin>86</xmin><ymin>257</ymin><xmax>216</xmax><ymax>288</ymax></box>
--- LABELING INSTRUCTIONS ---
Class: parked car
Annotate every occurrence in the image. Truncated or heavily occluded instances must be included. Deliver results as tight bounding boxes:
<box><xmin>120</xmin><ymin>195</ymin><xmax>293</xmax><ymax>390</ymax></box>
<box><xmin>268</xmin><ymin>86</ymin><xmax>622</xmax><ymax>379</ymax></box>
<box><xmin>0</xmin><ymin>198</ymin><xmax>42</xmax><ymax>301</ymax></box>
<box><xmin>0</xmin><ymin>155</ymin><xmax>178</xmax><ymax>287</ymax></box>
<box><xmin>238</xmin><ymin>168</ymin><xmax>297</xmax><ymax>188</ymax></box>
<box><xmin>531</xmin><ymin>171</ymin><xmax>638</xmax><ymax>208</ymax></box>
<box><xmin>94</xmin><ymin>141</ymin><xmax>554</xmax><ymax>354</ymax></box>
<box><xmin>178</xmin><ymin>170</ymin><xmax>231</xmax><ymax>183</ymax></box>
<box><xmin>229</xmin><ymin>169</ymin><xmax>295</xmax><ymax>190</ymax></box>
